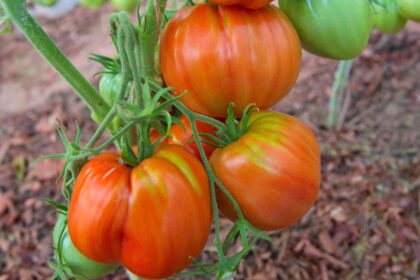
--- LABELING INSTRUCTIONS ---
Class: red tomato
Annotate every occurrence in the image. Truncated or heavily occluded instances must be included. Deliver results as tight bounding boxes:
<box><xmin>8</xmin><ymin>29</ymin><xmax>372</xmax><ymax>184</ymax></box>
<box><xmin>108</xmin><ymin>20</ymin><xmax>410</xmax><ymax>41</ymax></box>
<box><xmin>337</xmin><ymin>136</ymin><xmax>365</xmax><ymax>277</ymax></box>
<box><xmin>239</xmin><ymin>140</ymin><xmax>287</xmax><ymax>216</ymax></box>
<box><xmin>159</xmin><ymin>4</ymin><xmax>301</xmax><ymax>118</ymax></box>
<box><xmin>68</xmin><ymin>145</ymin><xmax>211</xmax><ymax>278</ymax></box>
<box><xmin>210</xmin><ymin>0</ymin><xmax>272</xmax><ymax>9</ymax></box>
<box><xmin>153</xmin><ymin>116</ymin><xmax>216</xmax><ymax>159</ymax></box>
<box><xmin>210</xmin><ymin>111</ymin><xmax>320</xmax><ymax>231</ymax></box>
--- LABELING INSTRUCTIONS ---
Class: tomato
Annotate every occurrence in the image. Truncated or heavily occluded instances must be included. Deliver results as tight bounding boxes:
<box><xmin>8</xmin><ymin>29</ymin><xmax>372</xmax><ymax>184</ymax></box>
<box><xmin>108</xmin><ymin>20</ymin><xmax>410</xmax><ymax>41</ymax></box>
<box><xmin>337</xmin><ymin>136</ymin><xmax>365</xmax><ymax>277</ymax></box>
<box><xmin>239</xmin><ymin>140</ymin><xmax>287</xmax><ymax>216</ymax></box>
<box><xmin>159</xmin><ymin>4</ymin><xmax>301</xmax><ymax>118</ymax></box>
<box><xmin>152</xmin><ymin>115</ymin><xmax>217</xmax><ymax>159</ymax></box>
<box><xmin>68</xmin><ymin>145</ymin><xmax>211</xmax><ymax>278</ymax></box>
<box><xmin>210</xmin><ymin>0</ymin><xmax>272</xmax><ymax>9</ymax></box>
<box><xmin>91</xmin><ymin>72</ymin><xmax>132</xmax><ymax>130</ymax></box>
<box><xmin>210</xmin><ymin>111</ymin><xmax>320</xmax><ymax>231</ymax></box>
<box><xmin>79</xmin><ymin>0</ymin><xmax>106</xmax><ymax>9</ymax></box>
<box><xmin>53</xmin><ymin>214</ymin><xmax>118</xmax><ymax>279</ymax></box>
<box><xmin>279</xmin><ymin>0</ymin><xmax>372</xmax><ymax>60</ymax></box>
<box><xmin>398</xmin><ymin>0</ymin><xmax>420</xmax><ymax>21</ymax></box>
<box><xmin>110</xmin><ymin>0</ymin><xmax>138</xmax><ymax>11</ymax></box>
<box><xmin>33</xmin><ymin>0</ymin><xmax>57</xmax><ymax>7</ymax></box>
<box><xmin>372</xmin><ymin>0</ymin><xmax>407</xmax><ymax>34</ymax></box>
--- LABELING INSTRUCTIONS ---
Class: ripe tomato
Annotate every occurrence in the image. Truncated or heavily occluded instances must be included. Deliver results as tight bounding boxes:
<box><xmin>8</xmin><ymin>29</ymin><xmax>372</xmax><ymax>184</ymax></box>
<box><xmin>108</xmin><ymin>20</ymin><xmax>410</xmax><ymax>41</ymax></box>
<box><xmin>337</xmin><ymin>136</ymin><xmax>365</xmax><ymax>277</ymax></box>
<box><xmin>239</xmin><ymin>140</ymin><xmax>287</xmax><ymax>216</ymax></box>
<box><xmin>79</xmin><ymin>0</ymin><xmax>106</xmax><ymax>9</ymax></box>
<box><xmin>210</xmin><ymin>0</ymin><xmax>272</xmax><ymax>9</ymax></box>
<box><xmin>398</xmin><ymin>0</ymin><xmax>420</xmax><ymax>21</ymax></box>
<box><xmin>110</xmin><ymin>0</ymin><xmax>138</xmax><ymax>11</ymax></box>
<box><xmin>160</xmin><ymin>4</ymin><xmax>301</xmax><ymax>118</ymax></box>
<box><xmin>279</xmin><ymin>0</ymin><xmax>372</xmax><ymax>60</ymax></box>
<box><xmin>372</xmin><ymin>0</ymin><xmax>407</xmax><ymax>34</ymax></box>
<box><xmin>153</xmin><ymin>115</ymin><xmax>217</xmax><ymax>159</ymax></box>
<box><xmin>53</xmin><ymin>214</ymin><xmax>118</xmax><ymax>279</ymax></box>
<box><xmin>210</xmin><ymin>111</ymin><xmax>320</xmax><ymax>231</ymax></box>
<box><xmin>68</xmin><ymin>145</ymin><xmax>211</xmax><ymax>278</ymax></box>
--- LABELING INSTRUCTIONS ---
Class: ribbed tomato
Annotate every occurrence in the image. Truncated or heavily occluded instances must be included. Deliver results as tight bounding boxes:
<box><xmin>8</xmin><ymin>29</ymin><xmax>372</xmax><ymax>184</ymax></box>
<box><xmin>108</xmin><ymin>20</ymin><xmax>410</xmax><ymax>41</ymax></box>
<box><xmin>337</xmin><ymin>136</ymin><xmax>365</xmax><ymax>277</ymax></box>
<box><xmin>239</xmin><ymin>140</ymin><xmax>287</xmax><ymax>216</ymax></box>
<box><xmin>210</xmin><ymin>0</ymin><xmax>272</xmax><ymax>9</ymax></box>
<box><xmin>159</xmin><ymin>4</ymin><xmax>301</xmax><ymax>118</ymax></box>
<box><xmin>68</xmin><ymin>145</ymin><xmax>211</xmax><ymax>278</ymax></box>
<box><xmin>210</xmin><ymin>111</ymin><xmax>320</xmax><ymax>231</ymax></box>
<box><xmin>153</xmin><ymin>115</ymin><xmax>216</xmax><ymax>159</ymax></box>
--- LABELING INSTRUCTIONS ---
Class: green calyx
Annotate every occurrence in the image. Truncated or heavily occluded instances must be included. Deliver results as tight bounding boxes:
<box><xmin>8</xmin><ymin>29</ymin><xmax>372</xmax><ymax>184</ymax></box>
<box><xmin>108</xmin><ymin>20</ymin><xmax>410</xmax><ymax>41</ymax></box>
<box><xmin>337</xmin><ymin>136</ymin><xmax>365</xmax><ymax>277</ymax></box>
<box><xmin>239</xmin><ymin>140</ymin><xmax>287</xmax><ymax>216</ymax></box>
<box><xmin>205</xmin><ymin>104</ymin><xmax>259</xmax><ymax>148</ymax></box>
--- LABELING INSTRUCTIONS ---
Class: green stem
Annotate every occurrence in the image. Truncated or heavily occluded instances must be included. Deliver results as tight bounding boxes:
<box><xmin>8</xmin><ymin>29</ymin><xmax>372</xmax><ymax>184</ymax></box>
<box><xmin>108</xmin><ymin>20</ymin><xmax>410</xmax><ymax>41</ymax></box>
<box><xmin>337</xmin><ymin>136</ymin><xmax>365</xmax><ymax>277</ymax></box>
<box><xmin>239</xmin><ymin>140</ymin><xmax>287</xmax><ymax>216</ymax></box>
<box><xmin>1</xmin><ymin>0</ymin><xmax>110</xmax><ymax>121</ymax></box>
<box><xmin>85</xmin><ymin>108</ymin><xmax>117</xmax><ymax>149</ymax></box>
<box><xmin>138</xmin><ymin>0</ymin><xmax>168</xmax><ymax>78</ymax></box>
<box><xmin>327</xmin><ymin>60</ymin><xmax>352</xmax><ymax>130</ymax></box>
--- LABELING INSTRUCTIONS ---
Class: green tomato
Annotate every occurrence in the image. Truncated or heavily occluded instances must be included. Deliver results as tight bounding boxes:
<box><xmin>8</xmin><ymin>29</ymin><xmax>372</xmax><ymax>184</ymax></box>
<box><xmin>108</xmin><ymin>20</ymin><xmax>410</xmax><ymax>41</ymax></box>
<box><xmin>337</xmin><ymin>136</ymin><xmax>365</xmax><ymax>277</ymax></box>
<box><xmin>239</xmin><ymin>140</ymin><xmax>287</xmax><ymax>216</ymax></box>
<box><xmin>33</xmin><ymin>0</ymin><xmax>58</xmax><ymax>7</ymax></box>
<box><xmin>398</xmin><ymin>0</ymin><xmax>420</xmax><ymax>21</ymax></box>
<box><xmin>53</xmin><ymin>214</ymin><xmax>118</xmax><ymax>279</ymax></box>
<box><xmin>110</xmin><ymin>0</ymin><xmax>138</xmax><ymax>11</ymax></box>
<box><xmin>92</xmin><ymin>72</ymin><xmax>132</xmax><ymax>131</ymax></box>
<box><xmin>279</xmin><ymin>0</ymin><xmax>373</xmax><ymax>60</ymax></box>
<box><xmin>372</xmin><ymin>0</ymin><xmax>407</xmax><ymax>34</ymax></box>
<box><xmin>79</xmin><ymin>0</ymin><xmax>107</xmax><ymax>9</ymax></box>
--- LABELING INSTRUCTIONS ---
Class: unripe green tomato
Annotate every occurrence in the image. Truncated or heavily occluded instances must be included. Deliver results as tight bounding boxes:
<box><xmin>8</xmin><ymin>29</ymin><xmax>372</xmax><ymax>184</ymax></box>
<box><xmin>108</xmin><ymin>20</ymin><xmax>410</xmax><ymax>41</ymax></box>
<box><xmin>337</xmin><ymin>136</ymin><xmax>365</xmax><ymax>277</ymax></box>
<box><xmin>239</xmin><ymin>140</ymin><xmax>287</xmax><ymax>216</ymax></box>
<box><xmin>96</xmin><ymin>72</ymin><xmax>132</xmax><ymax>131</ymax></box>
<box><xmin>33</xmin><ymin>0</ymin><xmax>58</xmax><ymax>7</ymax></box>
<box><xmin>79</xmin><ymin>0</ymin><xmax>107</xmax><ymax>9</ymax></box>
<box><xmin>398</xmin><ymin>0</ymin><xmax>420</xmax><ymax>22</ymax></box>
<box><xmin>53</xmin><ymin>214</ymin><xmax>118</xmax><ymax>279</ymax></box>
<box><xmin>372</xmin><ymin>0</ymin><xmax>407</xmax><ymax>34</ymax></box>
<box><xmin>279</xmin><ymin>0</ymin><xmax>373</xmax><ymax>60</ymax></box>
<box><xmin>110</xmin><ymin>0</ymin><xmax>138</xmax><ymax>11</ymax></box>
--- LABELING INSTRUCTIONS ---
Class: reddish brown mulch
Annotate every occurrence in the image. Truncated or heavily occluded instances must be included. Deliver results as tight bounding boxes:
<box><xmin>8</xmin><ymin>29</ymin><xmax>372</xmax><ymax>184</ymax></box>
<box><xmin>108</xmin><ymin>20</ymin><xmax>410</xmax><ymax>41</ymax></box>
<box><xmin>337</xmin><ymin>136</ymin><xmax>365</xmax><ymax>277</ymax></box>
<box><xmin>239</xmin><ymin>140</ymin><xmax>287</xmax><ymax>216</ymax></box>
<box><xmin>0</xmin><ymin>7</ymin><xmax>419</xmax><ymax>280</ymax></box>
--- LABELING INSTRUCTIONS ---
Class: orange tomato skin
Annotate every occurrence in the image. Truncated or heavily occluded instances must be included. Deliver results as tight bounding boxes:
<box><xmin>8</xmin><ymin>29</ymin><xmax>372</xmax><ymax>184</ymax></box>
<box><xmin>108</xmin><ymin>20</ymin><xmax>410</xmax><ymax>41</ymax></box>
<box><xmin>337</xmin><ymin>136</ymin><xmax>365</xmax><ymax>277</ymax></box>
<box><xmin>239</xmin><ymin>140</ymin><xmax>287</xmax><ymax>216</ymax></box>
<box><xmin>211</xmin><ymin>0</ymin><xmax>272</xmax><ymax>9</ymax></box>
<box><xmin>210</xmin><ymin>111</ymin><xmax>320</xmax><ymax>231</ymax></box>
<box><xmin>163</xmin><ymin>116</ymin><xmax>216</xmax><ymax>159</ymax></box>
<box><xmin>68</xmin><ymin>145</ymin><xmax>211</xmax><ymax>278</ymax></box>
<box><xmin>159</xmin><ymin>4</ymin><xmax>301</xmax><ymax>118</ymax></box>
<box><xmin>68</xmin><ymin>152</ymin><xmax>130</xmax><ymax>264</ymax></box>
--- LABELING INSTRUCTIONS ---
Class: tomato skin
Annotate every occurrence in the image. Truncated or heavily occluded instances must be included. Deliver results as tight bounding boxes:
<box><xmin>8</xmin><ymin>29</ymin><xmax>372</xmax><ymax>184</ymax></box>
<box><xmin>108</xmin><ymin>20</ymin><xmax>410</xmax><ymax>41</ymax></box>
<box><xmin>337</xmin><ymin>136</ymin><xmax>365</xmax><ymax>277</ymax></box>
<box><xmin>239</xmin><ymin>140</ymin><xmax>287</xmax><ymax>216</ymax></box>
<box><xmin>79</xmin><ymin>0</ymin><xmax>106</xmax><ymax>9</ymax></box>
<box><xmin>210</xmin><ymin>0</ymin><xmax>272</xmax><ymax>9</ymax></box>
<box><xmin>153</xmin><ymin>116</ymin><xmax>216</xmax><ymax>159</ymax></box>
<box><xmin>398</xmin><ymin>0</ymin><xmax>420</xmax><ymax>21</ymax></box>
<box><xmin>53</xmin><ymin>214</ymin><xmax>118</xmax><ymax>279</ymax></box>
<box><xmin>160</xmin><ymin>4</ymin><xmax>301</xmax><ymax>118</ymax></box>
<box><xmin>210</xmin><ymin>111</ymin><xmax>320</xmax><ymax>231</ymax></box>
<box><xmin>110</xmin><ymin>0</ymin><xmax>138</xmax><ymax>11</ymax></box>
<box><xmin>279</xmin><ymin>0</ymin><xmax>372</xmax><ymax>60</ymax></box>
<box><xmin>68</xmin><ymin>145</ymin><xmax>211</xmax><ymax>278</ymax></box>
<box><xmin>372</xmin><ymin>0</ymin><xmax>407</xmax><ymax>34</ymax></box>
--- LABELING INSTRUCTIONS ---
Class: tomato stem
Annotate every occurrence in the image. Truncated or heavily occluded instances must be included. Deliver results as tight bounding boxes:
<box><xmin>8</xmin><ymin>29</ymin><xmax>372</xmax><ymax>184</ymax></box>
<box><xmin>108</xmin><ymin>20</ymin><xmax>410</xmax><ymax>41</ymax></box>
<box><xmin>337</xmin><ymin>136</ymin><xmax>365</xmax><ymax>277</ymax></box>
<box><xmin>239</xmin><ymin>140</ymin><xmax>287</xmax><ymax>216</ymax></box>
<box><xmin>327</xmin><ymin>60</ymin><xmax>353</xmax><ymax>130</ymax></box>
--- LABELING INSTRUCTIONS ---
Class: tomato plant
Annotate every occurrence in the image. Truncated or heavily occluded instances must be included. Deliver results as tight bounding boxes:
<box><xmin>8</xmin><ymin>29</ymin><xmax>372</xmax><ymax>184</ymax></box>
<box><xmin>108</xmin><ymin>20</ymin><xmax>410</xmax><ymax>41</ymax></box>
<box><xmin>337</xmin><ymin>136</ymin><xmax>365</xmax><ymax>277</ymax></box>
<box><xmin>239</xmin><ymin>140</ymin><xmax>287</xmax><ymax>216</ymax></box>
<box><xmin>79</xmin><ymin>0</ymin><xmax>106</xmax><ymax>9</ymax></box>
<box><xmin>2</xmin><ymin>0</ymin><xmax>324</xmax><ymax>278</ymax></box>
<box><xmin>398</xmin><ymin>0</ymin><xmax>420</xmax><ymax>21</ymax></box>
<box><xmin>210</xmin><ymin>111</ymin><xmax>320</xmax><ymax>231</ymax></box>
<box><xmin>210</xmin><ymin>0</ymin><xmax>272</xmax><ymax>9</ymax></box>
<box><xmin>160</xmin><ymin>3</ymin><xmax>301</xmax><ymax>118</ymax></box>
<box><xmin>110</xmin><ymin>0</ymin><xmax>138</xmax><ymax>11</ymax></box>
<box><xmin>372</xmin><ymin>0</ymin><xmax>407</xmax><ymax>34</ymax></box>
<box><xmin>53</xmin><ymin>214</ymin><xmax>118</xmax><ymax>279</ymax></box>
<box><xmin>68</xmin><ymin>145</ymin><xmax>212</xmax><ymax>278</ymax></box>
<box><xmin>279</xmin><ymin>0</ymin><xmax>372</xmax><ymax>60</ymax></box>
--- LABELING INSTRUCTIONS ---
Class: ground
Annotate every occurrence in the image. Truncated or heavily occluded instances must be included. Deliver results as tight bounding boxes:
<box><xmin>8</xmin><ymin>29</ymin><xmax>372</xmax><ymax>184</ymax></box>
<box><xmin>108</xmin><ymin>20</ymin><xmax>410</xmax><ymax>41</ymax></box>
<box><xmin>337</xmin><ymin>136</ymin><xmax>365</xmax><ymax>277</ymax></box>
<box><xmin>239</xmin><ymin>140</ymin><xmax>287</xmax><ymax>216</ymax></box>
<box><xmin>0</xmin><ymin>4</ymin><xmax>419</xmax><ymax>280</ymax></box>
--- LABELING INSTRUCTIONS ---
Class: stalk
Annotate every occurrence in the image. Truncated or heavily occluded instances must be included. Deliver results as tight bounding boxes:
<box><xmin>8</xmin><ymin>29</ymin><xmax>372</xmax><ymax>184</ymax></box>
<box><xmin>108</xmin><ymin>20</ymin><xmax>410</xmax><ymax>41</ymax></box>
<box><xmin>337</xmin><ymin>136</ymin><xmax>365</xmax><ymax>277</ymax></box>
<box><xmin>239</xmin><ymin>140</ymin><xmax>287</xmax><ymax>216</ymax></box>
<box><xmin>327</xmin><ymin>60</ymin><xmax>352</xmax><ymax>129</ymax></box>
<box><xmin>138</xmin><ymin>0</ymin><xmax>167</xmax><ymax>78</ymax></box>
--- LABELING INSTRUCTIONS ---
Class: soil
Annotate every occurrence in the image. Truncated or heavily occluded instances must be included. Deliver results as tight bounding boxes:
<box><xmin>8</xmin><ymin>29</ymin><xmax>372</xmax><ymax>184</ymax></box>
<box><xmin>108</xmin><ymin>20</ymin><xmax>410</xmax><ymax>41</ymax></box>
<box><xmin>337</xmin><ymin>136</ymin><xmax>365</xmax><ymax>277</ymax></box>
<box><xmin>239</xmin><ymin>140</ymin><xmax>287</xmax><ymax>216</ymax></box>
<box><xmin>0</xmin><ymin>4</ymin><xmax>419</xmax><ymax>280</ymax></box>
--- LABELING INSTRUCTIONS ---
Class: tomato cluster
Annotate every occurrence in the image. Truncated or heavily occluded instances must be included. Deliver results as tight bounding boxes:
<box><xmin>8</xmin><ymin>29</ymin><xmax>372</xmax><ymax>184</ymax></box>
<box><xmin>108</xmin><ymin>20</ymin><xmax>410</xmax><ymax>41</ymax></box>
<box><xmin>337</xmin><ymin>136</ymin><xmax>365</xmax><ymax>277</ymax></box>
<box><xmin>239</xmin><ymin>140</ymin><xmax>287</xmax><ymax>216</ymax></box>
<box><xmin>63</xmin><ymin>1</ymin><xmax>322</xmax><ymax>279</ymax></box>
